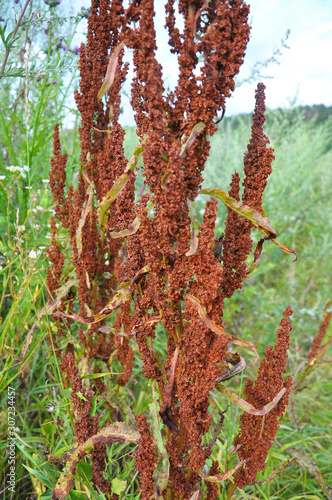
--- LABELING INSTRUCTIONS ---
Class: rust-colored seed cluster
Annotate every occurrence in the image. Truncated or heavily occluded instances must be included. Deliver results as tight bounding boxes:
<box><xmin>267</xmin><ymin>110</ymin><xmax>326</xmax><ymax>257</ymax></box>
<box><xmin>47</xmin><ymin>1</ymin><xmax>294</xmax><ymax>498</ymax></box>
<box><xmin>308</xmin><ymin>310</ymin><xmax>332</xmax><ymax>361</ymax></box>
<box><xmin>234</xmin><ymin>307</ymin><xmax>293</xmax><ymax>487</ymax></box>
<box><xmin>221</xmin><ymin>83</ymin><xmax>274</xmax><ymax>301</ymax></box>
<box><xmin>48</xmin><ymin>0</ymin><xmax>134</xmax><ymax>493</ymax></box>
<box><xmin>134</xmin><ymin>415</ymin><xmax>158</xmax><ymax>500</ymax></box>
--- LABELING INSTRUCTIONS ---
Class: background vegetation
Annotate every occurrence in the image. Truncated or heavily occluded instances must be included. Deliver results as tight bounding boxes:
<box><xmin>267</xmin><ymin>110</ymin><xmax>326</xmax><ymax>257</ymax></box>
<box><xmin>0</xmin><ymin>1</ymin><xmax>331</xmax><ymax>499</ymax></box>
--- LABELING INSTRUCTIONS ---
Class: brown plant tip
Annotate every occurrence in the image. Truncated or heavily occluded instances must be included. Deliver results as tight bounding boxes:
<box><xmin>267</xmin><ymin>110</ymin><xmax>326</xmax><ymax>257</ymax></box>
<box><xmin>234</xmin><ymin>306</ymin><xmax>293</xmax><ymax>488</ymax></box>
<box><xmin>50</xmin><ymin>124</ymin><xmax>69</xmax><ymax>227</ymax></box>
<box><xmin>308</xmin><ymin>310</ymin><xmax>332</xmax><ymax>361</ymax></box>
<box><xmin>242</xmin><ymin>82</ymin><xmax>275</xmax><ymax>213</ymax></box>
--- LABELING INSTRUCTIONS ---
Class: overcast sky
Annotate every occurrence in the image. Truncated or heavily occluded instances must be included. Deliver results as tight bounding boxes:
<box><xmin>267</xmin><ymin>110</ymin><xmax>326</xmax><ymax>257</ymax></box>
<box><xmin>69</xmin><ymin>0</ymin><xmax>332</xmax><ymax>124</ymax></box>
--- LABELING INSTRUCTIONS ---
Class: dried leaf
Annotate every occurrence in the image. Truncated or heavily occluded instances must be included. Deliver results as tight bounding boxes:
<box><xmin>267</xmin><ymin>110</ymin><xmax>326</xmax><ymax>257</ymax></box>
<box><xmin>97</xmin><ymin>143</ymin><xmax>143</xmax><ymax>232</ymax></box>
<box><xmin>51</xmin><ymin>422</ymin><xmax>139</xmax><ymax>500</ymax></box>
<box><xmin>110</xmin><ymin>201</ymin><xmax>154</xmax><ymax>239</ymax></box>
<box><xmin>189</xmin><ymin>490</ymin><xmax>203</xmax><ymax>500</ymax></box>
<box><xmin>17</xmin><ymin>324</ymin><xmax>37</xmax><ymax>362</ymax></box>
<box><xmin>216</xmin><ymin>352</ymin><xmax>246</xmax><ymax>382</ymax></box>
<box><xmin>200</xmin><ymin>460</ymin><xmax>245</xmax><ymax>483</ymax></box>
<box><xmin>255</xmin><ymin>459</ymin><xmax>292</xmax><ymax>486</ymax></box>
<box><xmin>228</xmin><ymin>337</ymin><xmax>258</xmax><ymax>365</ymax></box>
<box><xmin>43</xmin><ymin>275</ymin><xmax>77</xmax><ymax>316</ymax></box>
<box><xmin>186</xmin><ymin>201</ymin><xmax>199</xmax><ymax>256</ymax></box>
<box><xmin>218</xmin><ymin>384</ymin><xmax>287</xmax><ymax>416</ymax></box>
<box><xmin>281</xmin><ymin>446</ymin><xmax>332</xmax><ymax>499</ymax></box>
<box><xmin>160</xmin><ymin>347</ymin><xmax>179</xmax><ymax>410</ymax></box>
<box><xmin>187</xmin><ymin>295</ymin><xmax>258</xmax><ymax>364</ymax></box>
<box><xmin>53</xmin><ymin>266</ymin><xmax>149</xmax><ymax>325</ymax></box>
<box><xmin>186</xmin><ymin>294</ymin><xmax>226</xmax><ymax>337</ymax></box>
<box><xmin>149</xmin><ymin>382</ymin><xmax>170</xmax><ymax>498</ymax></box>
<box><xmin>53</xmin><ymin>282</ymin><xmax>131</xmax><ymax>324</ymax></box>
<box><xmin>97</xmin><ymin>41</ymin><xmax>125</xmax><ymax>99</ymax></box>
<box><xmin>98</xmin><ymin>326</ymin><xmax>135</xmax><ymax>337</ymax></box>
<box><xmin>109</xmin><ymin>216</ymin><xmax>141</xmax><ymax>238</ymax></box>
<box><xmin>76</xmin><ymin>180</ymin><xmax>94</xmax><ymax>258</ymax></box>
<box><xmin>180</xmin><ymin>122</ymin><xmax>206</xmax><ymax>158</ymax></box>
<box><xmin>199</xmin><ymin>188</ymin><xmax>297</xmax><ymax>262</ymax></box>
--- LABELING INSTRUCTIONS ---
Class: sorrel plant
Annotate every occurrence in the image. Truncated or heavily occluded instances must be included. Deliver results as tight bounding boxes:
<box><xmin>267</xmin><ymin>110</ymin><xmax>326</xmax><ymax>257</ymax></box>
<box><xmin>47</xmin><ymin>1</ymin><xmax>299</xmax><ymax>498</ymax></box>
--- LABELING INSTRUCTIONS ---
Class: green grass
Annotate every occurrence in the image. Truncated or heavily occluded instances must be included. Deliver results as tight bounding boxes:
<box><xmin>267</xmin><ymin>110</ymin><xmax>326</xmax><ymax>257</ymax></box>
<box><xmin>0</xmin><ymin>2</ymin><xmax>332</xmax><ymax>499</ymax></box>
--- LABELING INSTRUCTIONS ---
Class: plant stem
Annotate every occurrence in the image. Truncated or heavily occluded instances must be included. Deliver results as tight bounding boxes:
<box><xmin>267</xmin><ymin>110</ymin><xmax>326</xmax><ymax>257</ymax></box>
<box><xmin>0</xmin><ymin>0</ymin><xmax>31</xmax><ymax>79</ymax></box>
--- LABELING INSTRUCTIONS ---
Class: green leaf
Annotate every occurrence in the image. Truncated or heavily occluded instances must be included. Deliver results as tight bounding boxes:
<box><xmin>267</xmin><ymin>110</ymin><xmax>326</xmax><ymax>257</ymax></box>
<box><xmin>0</xmin><ymin>107</ymin><xmax>18</xmax><ymax>164</ymax></box>
<box><xmin>76</xmin><ymin>391</ymin><xmax>88</xmax><ymax>401</ymax></box>
<box><xmin>24</xmin><ymin>465</ymin><xmax>56</xmax><ymax>490</ymax></box>
<box><xmin>111</xmin><ymin>478</ymin><xmax>127</xmax><ymax>495</ymax></box>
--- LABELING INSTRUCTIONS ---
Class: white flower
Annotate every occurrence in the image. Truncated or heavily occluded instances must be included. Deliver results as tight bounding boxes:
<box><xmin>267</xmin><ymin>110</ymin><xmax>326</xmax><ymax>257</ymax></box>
<box><xmin>38</xmin><ymin>246</ymin><xmax>46</xmax><ymax>250</ymax></box>
<box><xmin>25</xmin><ymin>186</ymin><xmax>32</xmax><ymax>190</ymax></box>
<box><xmin>28</xmin><ymin>250</ymin><xmax>37</xmax><ymax>259</ymax></box>
<box><xmin>36</xmin><ymin>206</ymin><xmax>43</xmax><ymax>211</ymax></box>
<box><xmin>23</xmin><ymin>165</ymin><xmax>29</xmax><ymax>172</ymax></box>
<box><xmin>0</xmin><ymin>175</ymin><xmax>5</xmax><ymax>180</ymax></box>
<box><xmin>42</xmin><ymin>179</ymin><xmax>50</xmax><ymax>183</ymax></box>
<box><xmin>6</xmin><ymin>166</ymin><xmax>22</xmax><ymax>172</ymax></box>
<box><xmin>18</xmin><ymin>225</ymin><xmax>25</xmax><ymax>232</ymax></box>
<box><xmin>49</xmin><ymin>209</ymin><xmax>56</xmax><ymax>216</ymax></box>
<box><xmin>32</xmin><ymin>208</ymin><xmax>37</xmax><ymax>213</ymax></box>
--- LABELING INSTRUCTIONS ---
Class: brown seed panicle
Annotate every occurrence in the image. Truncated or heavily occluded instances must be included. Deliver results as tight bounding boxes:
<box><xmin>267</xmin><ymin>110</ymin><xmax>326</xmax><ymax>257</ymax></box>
<box><xmin>242</xmin><ymin>83</ymin><xmax>275</xmax><ymax>212</ymax></box>
<box><xmin>234</xmin><ymin>307</ymin><xmax>293</xmax><ymax>488</ymax></box>
<box><xmin>308</xmin><ymin>310</ymin><xmax>332</xmax><ymax>361</ymax></box>
<box><xmin>221</xmin><ymin>83</ymin><xmax>274</xmax><ymax>301</ymax></box>
<box><xmin>47</xmin><ymin>1</ymin><xmax>138</xmax><ymax>493</ymax></box>
<box><xmin>134</xmin><ymin>415</ymin><xmax>158</xmax><ymax>500</ymax></box>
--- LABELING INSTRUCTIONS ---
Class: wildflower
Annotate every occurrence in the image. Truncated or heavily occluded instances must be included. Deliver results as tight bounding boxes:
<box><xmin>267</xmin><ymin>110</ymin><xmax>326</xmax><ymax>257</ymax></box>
<box><xmin>46</xmin><ymin>402</ymin><xmax>57</xmax><ymax>413</ymax></box>
<box><xmin>18</xmin><ymin>225</ymin><xmax>25</xmax><ymax>232</ymax></box>
<box><xmin>53</xmin><ymin>80</ymin><xmax>57</xmax><ymax>84</ymax></box>
<box><xmin>28</xmin><ymin>250</ymin><xmax>38</xmax><ymax>259</ymax></box>
<box><xmin>39</xmin><ymin>246</ymin><xmax>46</xmax><ymax>250</ymax></box>
<box><xmin>0</xmin><ymin>175</ymin><xmax>5</xmax><ymax>180</ymax></box>
<box><xmin>6</xmin><ymin>166</ymin><xmax>22</xmax><ymax>172</ymax></box>
<box><xmin>62</xmin><ymin>45</ymin><xmax>67</xmax><ymax>51</ymax></box>
<box><xmin>25</xmin><ymin>186</ymin><xmax>32</xmax><ymax>190</ymax></box>
<box><xmin>42</xmin><ymin>179</ymin><xmax>50</xmax><ymax>183</ymax></box>
<box><xmin>23</xmin><ymin>165</ymin><xmax>30</xmax><ymax>172</ymax></box>
<box><xmin>36</xmin><ymin>205</ymin><xmax>44</xmax><ymax>211</ymax></box>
